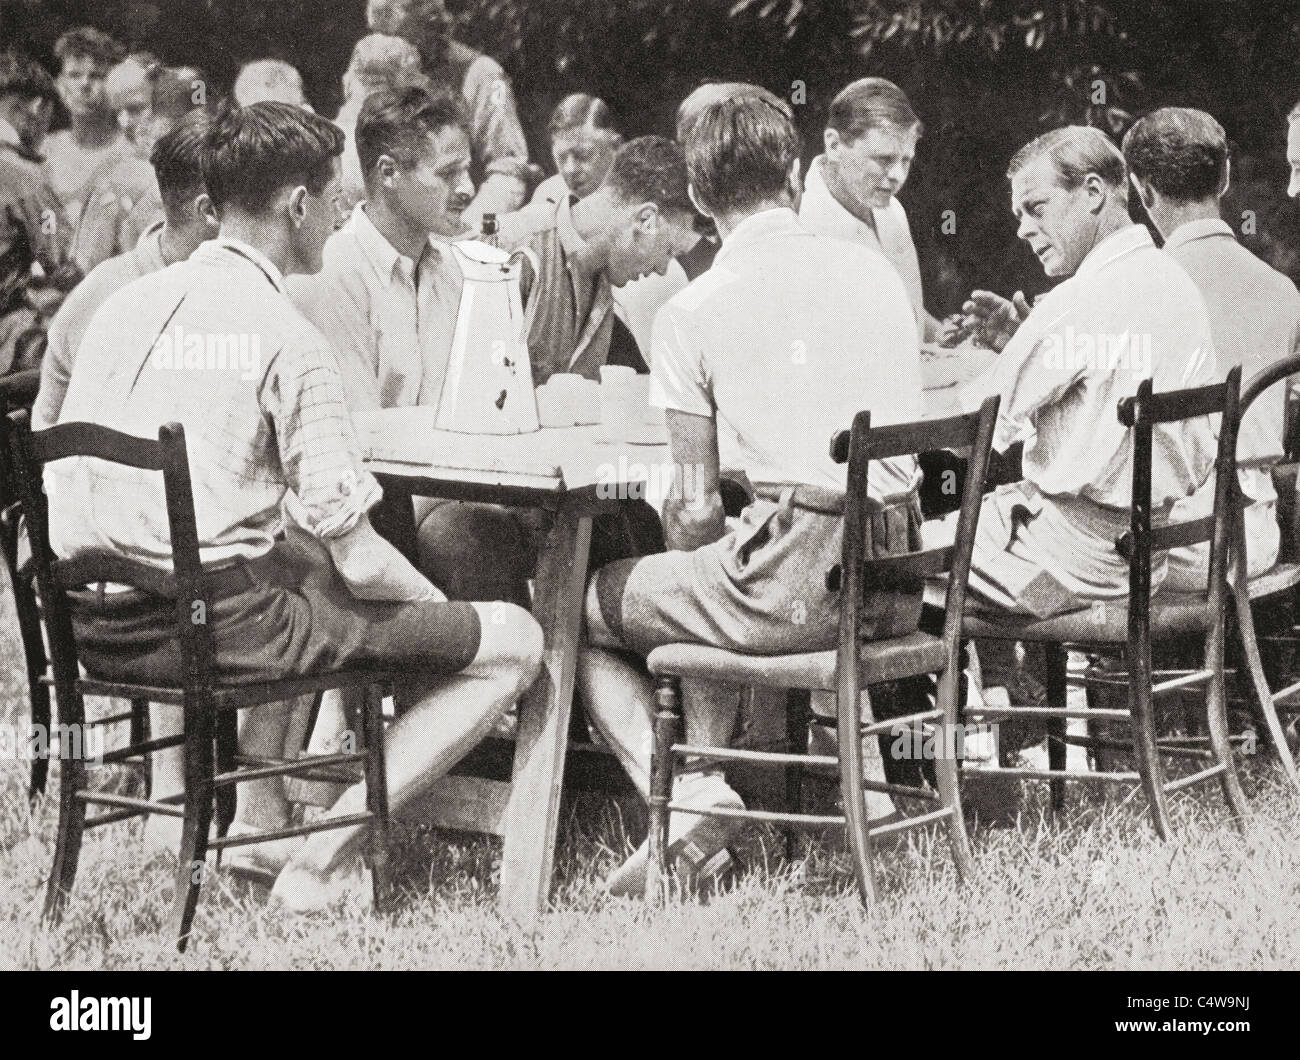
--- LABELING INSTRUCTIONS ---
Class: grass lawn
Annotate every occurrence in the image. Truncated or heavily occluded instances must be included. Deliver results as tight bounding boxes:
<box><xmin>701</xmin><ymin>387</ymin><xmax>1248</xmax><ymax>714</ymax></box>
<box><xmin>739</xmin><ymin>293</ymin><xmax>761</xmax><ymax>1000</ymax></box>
<box><xmin>1</xmin><ymin>570</ymin><xmax>1298</xmax><ymax>970</ymax></box>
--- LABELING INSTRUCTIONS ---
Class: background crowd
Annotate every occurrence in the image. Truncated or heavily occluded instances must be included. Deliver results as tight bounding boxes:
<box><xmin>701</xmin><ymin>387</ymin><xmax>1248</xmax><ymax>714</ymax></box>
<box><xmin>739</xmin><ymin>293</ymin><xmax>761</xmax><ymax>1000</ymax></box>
<box><xmin>5</xmin><ymin>0</ymin><xmax>1300</xmax><ymax>319</ymax></box>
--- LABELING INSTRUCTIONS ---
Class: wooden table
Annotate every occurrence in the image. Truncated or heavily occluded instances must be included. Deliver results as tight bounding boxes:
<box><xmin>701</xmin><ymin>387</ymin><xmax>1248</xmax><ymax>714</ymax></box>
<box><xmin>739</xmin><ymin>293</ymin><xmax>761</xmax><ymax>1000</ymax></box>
<box><xmin>355</xmin><ymin>368</ymin><xmax>981</xmax><ymax>924</ymax></box>
<box><xmin>358</xmin><ymin>408</ymin><xmax>668</xmax><ymax>927</ymax></box>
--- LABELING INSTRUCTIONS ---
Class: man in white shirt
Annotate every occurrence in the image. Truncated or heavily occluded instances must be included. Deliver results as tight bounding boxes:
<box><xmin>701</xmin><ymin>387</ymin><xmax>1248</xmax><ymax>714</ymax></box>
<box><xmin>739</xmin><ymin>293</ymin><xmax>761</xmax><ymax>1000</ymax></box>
<box><xmin>959</xmin><ymin>126</ymin><xmax>1219</xmax><ymax>620</ymax></box>
<box><xmin>799</xmin><ymin>78</ymin><xmax>940</xmax><ymax>341</ymax></box>
<box><xmin>580</xmin><ymin>93</ymin><xmax>924</xmax><ymax>894</ymax></box>
<box><xmin>1124</xmin><ymin>107</ymin><xmax>1300</xmax><ymax>587</ymax></box>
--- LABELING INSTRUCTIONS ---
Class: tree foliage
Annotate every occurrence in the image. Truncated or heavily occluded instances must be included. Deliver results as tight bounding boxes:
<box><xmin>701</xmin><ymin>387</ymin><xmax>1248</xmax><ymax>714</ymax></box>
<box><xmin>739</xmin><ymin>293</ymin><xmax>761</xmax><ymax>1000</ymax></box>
<box><xmin>5</xmin><ymin>0</ymin><xmax>1300</xmax><ymax>303</ymax></box>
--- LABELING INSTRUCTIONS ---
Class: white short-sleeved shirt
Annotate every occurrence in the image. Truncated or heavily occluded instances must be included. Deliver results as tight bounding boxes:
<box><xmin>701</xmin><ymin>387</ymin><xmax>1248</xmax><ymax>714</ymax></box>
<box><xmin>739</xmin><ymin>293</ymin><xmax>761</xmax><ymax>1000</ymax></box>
<box><xmin>650</xmin><ymin>207</ymin><xmax>921</xmax><ymax>497</ymax></box>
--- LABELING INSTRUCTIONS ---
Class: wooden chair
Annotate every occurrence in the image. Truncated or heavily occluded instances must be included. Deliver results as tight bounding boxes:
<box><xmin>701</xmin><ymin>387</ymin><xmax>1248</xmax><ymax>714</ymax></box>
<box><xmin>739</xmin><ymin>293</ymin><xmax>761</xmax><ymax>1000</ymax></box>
<box><xmin>6</xmin><ymin>409</ymin><xmax>395</xmax><ymax>950</ymax></box>
<box><xmin>0</xmin><ymin>370</ymin><xmax>153</xmax><ymax>802</ymax></box>
<box><xmin>961</xmin><ymin>368</ymin><xmax>1249</xmax><ymax>838</ymax></box>
<box><xmin>1225</xmin><ymin>356</ymin><xmax>1300</xmax><ymax>789</ymax></box>
<box><xmin>642</xmin><ymin>396</ymin><xmax>1001</xmax><ymax>907</ymax></box>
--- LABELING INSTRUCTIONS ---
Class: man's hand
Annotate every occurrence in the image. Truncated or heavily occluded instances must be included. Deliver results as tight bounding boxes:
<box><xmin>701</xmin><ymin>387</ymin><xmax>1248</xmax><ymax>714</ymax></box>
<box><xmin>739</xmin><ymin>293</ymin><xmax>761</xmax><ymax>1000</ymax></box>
<box><xmin>959</xmin><ymin>289</ymin><xmax>1032</xmax><ymax>352</ymax></box>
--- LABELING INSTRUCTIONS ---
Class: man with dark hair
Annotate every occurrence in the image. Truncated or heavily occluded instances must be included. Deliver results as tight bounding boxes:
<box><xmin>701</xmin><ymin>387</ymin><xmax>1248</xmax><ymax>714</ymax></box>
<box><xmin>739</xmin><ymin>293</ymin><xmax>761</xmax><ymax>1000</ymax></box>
<box><xmin>288</xmin><ymin>82</ymin><xmax>472</xmax><ymax>412</ymax></box>
<box><xmin>800</xmin><ymin>78</ymin><xmax>943</xmax><ymax>342</ymax></box>
<box><xmin>1124</xmin><ymin>107</ymin><xmax>1300</xmax><ymax>586</ymax></box>
<box><xmin>424</xmin><ymin>136</ymin><xmax>700</xmax><ymax>605</ymax></box>
<box><xmin>957</xmin><ymin>125</ymin><xmax>1217</xmax><ymax>623</ymax></box>
<box><xmin>0</xmin><ymin>50</ymin><xmax>77</xmax><ymax>374</ymax></box>
<box><xmin>365</xmin><ymin>0</ymin><xmax>530</xmax><ymax>228</ymax></box>
<box><xmin>36</xmin><ymin>108</ymin><xmax>219</xmax><ymax>429</ymax></box>
<box><xmin>48</xmin><ymin>100</ymin><xmax>542</xmax><ymax>910</ymax></box>
<box><xmin>580</xmin><ymin>94</ymin><xmax>926</xmax><ymax>893</ymax></box>
<box><xmin>43</xmin><ymin>27</ymin><xmax>129</xmax><ymax>223</ymax></box>
<box><xmin>72</xmin><ymin>63</ymin><xmax>207</xmax><ymax>273</ymax></box>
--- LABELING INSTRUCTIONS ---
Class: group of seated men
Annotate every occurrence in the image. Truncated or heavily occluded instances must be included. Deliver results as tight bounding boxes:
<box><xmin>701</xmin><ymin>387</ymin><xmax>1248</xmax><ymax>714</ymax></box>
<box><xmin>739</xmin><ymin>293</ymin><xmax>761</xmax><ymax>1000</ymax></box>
<box><xmin>4</xmin><ymin>5</ymin><xmax>1300</xmax><ymax>912</ymax></box>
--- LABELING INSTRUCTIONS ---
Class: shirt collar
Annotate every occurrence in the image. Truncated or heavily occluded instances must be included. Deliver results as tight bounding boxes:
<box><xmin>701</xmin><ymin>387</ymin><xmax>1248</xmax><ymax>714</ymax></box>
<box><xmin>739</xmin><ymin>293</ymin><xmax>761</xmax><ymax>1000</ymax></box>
<box><xmin>197</xmin><ymin>237</ymin><xmax>287</xmax><ymax>293</ymax></box>
<box><xmin>134</xmin><ymin>219</ymin><xmax>167</xmax><ymax>272</ymax></box>
<box><xmin>1163</xmin><ymin>217</ymin><xmax>1235</xmax><ymax>253</ymax></box>
<box><xmin>715</xmin><ymin>207</ymin><xmax>805</xmax><ymax>268</ymax></box>
<box><xmin>801</xmin><ymin>154</ymin><xmax>900</xmax><ymax>238</ymax></box>
<box><xmin>351</xmin><ymin>202</ymin><xmax>445</xmax><ymax>285</ymax></box>
<box><xmin>1073</xmin><ymin>223</ymin><xmax>1154</xmax><ymax>280</ymax></box>
<box><xmin>555</xmin><ymin>192</ymin><xmax>590</xmax><ymax>260</ymax></box>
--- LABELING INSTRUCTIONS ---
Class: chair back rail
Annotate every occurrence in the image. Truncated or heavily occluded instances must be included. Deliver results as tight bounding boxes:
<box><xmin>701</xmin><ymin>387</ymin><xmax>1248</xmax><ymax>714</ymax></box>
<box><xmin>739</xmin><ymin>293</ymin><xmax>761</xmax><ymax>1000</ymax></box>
<box><xmin>5</xmin><ymin>410</ymin><xmax>214</xmax><ymax>703</ymax></box>
<box><xmin>833</xmin><ymin>395</ymin><xmax>1001</xmax><ymax>680</ymax></box>
<box><xmin>1120</xmin><ymin>366</ymin><xmax>1242</xmax><ymax>705</ymax></box>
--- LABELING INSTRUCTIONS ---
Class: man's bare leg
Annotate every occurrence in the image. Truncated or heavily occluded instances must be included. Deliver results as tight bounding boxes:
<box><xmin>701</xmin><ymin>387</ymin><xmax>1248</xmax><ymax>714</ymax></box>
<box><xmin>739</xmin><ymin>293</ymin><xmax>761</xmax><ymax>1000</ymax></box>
<box><xmin>270</xmin><ymin>602</ymin><xmax>543</xmax><ymax>910</ymax></box>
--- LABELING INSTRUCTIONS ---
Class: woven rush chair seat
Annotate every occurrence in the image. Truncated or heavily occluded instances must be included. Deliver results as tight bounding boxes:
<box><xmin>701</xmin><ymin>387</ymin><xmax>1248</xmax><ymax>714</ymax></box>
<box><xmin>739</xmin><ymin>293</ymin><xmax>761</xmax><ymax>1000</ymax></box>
<box><xmin>644</xmin><ymin>395</ymin><xmax>1001</xmax><ymax>909</ymax></box>
<box><xmin>6</xmin><ymin>409</ymin><xmax>396</xmax><ymax>951</ymax></box>
<box><xmin>959</xmin><ymin>367</ymin><xmax>1251</xmax><ymax>838</ymax></box>
<box><xmin>646</xmin><ymin>632</ymin><xmax>949</xmax><ymax>692</ymax></box>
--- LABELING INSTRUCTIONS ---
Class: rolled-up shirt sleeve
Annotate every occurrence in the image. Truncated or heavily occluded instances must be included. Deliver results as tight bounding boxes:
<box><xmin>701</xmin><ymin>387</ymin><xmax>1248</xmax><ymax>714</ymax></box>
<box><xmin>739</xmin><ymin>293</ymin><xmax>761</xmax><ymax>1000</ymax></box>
<box><xmin>649</xmin><ymin>303</ymin><xmax>713</xmax><ymax>418</ymax></box>
<box><xmin>262</xmin><ymin>338</ymin><xmax>382</xmax><ymax>539</ymax></box>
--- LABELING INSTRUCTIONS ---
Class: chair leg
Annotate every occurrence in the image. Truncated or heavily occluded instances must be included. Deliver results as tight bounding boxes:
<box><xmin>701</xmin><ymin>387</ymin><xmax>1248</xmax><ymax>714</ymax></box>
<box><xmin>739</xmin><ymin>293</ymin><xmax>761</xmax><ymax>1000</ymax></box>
<box><xmin>1045</xmin><ymin>642</ymin><xmax>1068</xmax><ymax>816</ymax></box>
<box><xmin>213</xmin><ymin>710</ymin><xmax>237</xmax><ymax>841</ymax></box>
<box><xmin>129</xmin><ymin>698</ymin><xmax>151</xmax><ymax>799</ymax></box>
<box><xmin>362</xmin><ymin>682</ymin><xmax>391</xmax><ymax>913</ymax></box>
<box><xmin>1232</xmin><ymin>578</ymin><xmax>1300</xmax><ymax>791</ymax></box>
<box><xmin>645</xmin><ymin>675</ymin><xmax>682</xmax><ymax>904</ymax></box>
<box><xmin>1126</xmin><ymin>648</ymin><xmax>1173</xmax><ymax>840</ymax></box>
<box><xmin>168</xmin><ymin>694</ymin><xmax>215</xmax><ymax>952</ymax></box>
<box><xmin>933</xmin><ymin>666</ymin><xmax>974</xmax><ymax>883</ymax></box>
<box><xmin>1204</xmin><ymin>630</ymin><xmax>1250</xmax><ymax>830</ymax></box>
<box><xmin>838</xmin><ymin>685</ymin><xmax>878</xmax><ymax>910</ymax></box>
<box><xmin>784</xmin><ymin>688</ymin><xmax>810</xmax><ymax>860</ymax></box>
<box><xmin>28</xmin><ymin>678</ymin><xmax>51</xmax><ymax>801</ymax></box>
<box><xmin>42</xmin><ymin>692</ymin><xmax>89</xmax><ymax>924</ymax></box>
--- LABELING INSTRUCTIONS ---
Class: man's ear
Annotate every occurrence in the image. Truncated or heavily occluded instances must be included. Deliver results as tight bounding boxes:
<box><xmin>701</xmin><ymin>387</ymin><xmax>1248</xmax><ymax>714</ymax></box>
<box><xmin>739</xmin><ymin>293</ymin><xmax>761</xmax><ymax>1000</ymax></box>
<box><xmin>823</xmin><ymin>127</ymin><xmax>840</xmax><ymax>155</ymax></box>
<box><xmin>288</xmin><ymin>185</ymin><xmax>309</xmax><ymax>227</ymax></box>
<box><xmin>635</xmin><ymin>202</ymin><xmax>660</xmax><ymax>232</ymax></box>
<box><xmin>1082</xmin><ymin>172</ymin><xmax>1110</xmax><ymax>213</ymax></box>
<box><xmin>376</xmin><ymin>154</ymin><xmax>398</xmax><ymax>189</ymax></box>
<box><xmin>1128</xmin><ymin>172</ymin><xmax>1156</xmax><ymax>213</ymax></box>
<box><xmin>194</xmin><ymin>191</ymin><xmax>219</xmax><ymax>229</ymax></box>
<box><xmin>787</xmin><ymin>155</ymin><xmax>803</xmax><ymax>201</ymax></box>
<box><xmin>687</xmin><ymin>182</ymin><xmax>711</xmax><ymax>222</ymax></box>
<box><xmin>1220</xmin><ymin>156</ymin><xmax>1231</xmax><ymax>199</ymax></box>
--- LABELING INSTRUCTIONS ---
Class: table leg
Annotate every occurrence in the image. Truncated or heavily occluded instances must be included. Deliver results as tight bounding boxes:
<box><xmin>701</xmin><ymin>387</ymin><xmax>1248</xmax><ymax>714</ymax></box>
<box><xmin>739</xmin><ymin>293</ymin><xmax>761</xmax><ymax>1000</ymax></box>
<box><xmin>499</xmin><ymin>506</ymin><xmax>593</xmax><ymax>926</ymax></box>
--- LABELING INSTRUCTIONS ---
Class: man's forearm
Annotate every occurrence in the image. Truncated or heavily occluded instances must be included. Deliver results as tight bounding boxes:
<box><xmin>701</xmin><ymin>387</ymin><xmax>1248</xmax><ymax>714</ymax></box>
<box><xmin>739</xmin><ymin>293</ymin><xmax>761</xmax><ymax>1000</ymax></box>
<box><xmin>663</xmin><ymin>491</ymin><xmax>726</xmax><ymax>552</ymax></box>
<box><xmin>326</xmin><ymin>516</ymin><xmax>444</xmax><ymax>602</ymax></box>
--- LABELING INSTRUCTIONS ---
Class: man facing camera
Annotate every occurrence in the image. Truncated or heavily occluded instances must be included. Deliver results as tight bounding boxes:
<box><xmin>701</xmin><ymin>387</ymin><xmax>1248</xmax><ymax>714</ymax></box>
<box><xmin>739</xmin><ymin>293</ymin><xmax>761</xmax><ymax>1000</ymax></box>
<box><xmin>799</xmin><ymin>77</ymin><xmax>942</xmax><ymax>342</ymax></box>
<box><xmin>49</xmin><ymin>101</ymin><xmax>542</xmax><ymax>911</ymax></box>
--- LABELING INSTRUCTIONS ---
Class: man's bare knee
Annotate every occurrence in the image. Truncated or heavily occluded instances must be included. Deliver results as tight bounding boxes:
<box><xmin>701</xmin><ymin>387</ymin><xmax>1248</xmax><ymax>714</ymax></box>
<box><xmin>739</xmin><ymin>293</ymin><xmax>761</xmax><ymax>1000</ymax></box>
<box><xmin>470</xmin><ymin>601</ymin><xmax>544</xmax><ymax>690</ymax></box>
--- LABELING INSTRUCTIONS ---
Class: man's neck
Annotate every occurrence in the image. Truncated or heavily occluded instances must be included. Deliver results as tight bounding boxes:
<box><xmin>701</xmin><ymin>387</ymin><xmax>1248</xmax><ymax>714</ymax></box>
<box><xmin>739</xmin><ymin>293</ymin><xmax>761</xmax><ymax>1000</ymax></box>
<box><xmin>821</xmin><ymin>158</ymin><xmax>877</xmax><ymax>231</ymax></box>
<box><xmin>158</xmin><ymin>223</ymin><xmax>206</xmax><ymax>267</ymax></box>
<box><xmin>364</xmin><ymin>197</ymin><xmax>427</xmax><ymax>262</ymax></box>
<box><xmin>218</xmin><ymin>215</ymin><xmax>292</xmax><ymax>275</ymax></box>
<box><xmin>68</xmin><ymin>114</ymin><xmax>118</xmax><ymax>149</ymax></box>
<box><xmin>1151</xmin><ymin>199</ymin><xmax>1221</xmax><ymax>242</ymax></box>
<box><xmin>713</xmin><ymin>199</ymin><xmax>790</xmax><ymax>242</ymax></box>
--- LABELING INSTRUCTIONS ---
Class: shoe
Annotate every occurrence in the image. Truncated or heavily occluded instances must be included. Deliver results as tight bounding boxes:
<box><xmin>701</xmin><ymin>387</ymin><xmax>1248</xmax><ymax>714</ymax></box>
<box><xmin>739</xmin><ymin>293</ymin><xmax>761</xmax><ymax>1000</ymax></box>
<box><xmin>606</xmin><ymin>772</ymin><xmax>744</xmax><ymax>897</ymax></box>
<box><xmin>270</xmin><ymin>858</ymin><xmax>373</xmax><ymax>915</ymax></box>
<box><xmin>224</xmin><ymin>823</ymin><xmax>306</xmax><ymax>888</ymax></box>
